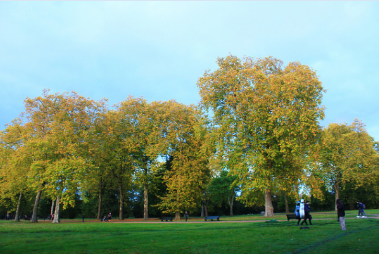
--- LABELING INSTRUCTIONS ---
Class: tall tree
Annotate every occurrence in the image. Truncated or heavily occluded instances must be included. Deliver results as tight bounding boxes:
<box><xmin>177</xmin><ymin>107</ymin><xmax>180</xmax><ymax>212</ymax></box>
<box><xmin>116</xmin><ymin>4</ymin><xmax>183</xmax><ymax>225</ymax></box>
<box><xmin>317</xmin><ymin>120</ymin><xmax>379</xmax><ymax>209</ymax></box>
<box><xmin>21</xmin><ymin>90</ymin><xmax>104</xmax><ymax>222</ymax></box>
<box><xmin>116</xmin><ymin>97</ymin><xmax>157</xmax><ymax>220</ymax></box>
<box><xmin>157</xmin><ymin>103</ymin><xmax>212</xmax><ymax>220</ymax></box>
<box><xmin>0</xmin><ymin>121</ymin><xmax>31</xmax><ymax>222</ymax></box>
<box><xmin>197</xmin><ymin>55</ymin><xmax>325</xmax><ymax>216</ymax></box>
<box><xmin>79</xmin><ymin>104</ymin><xmax>110</xmax><ymax>220</ymax></box>
<box><xmin>103</xmin><ymin>109</ymin><xmax>134</xmax><ymax>220</ymax></box>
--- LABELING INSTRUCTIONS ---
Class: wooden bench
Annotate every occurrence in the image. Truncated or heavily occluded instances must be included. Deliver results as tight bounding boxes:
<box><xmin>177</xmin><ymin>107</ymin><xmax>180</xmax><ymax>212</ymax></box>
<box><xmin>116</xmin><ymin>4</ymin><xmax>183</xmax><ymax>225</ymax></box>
<box><xmin>286</xmin><ymin>214</ymin><xmax>298</xmax><ymax>221</ymax></box>
<box><xmin>161</xmin><ymin>217</ymin><xmax>174</xmax><ymax>222</ymax></box>
<box><xmin>205</xmin><ymin>216</ymin><xmax>220</xmax><ymax>221</ymax></box>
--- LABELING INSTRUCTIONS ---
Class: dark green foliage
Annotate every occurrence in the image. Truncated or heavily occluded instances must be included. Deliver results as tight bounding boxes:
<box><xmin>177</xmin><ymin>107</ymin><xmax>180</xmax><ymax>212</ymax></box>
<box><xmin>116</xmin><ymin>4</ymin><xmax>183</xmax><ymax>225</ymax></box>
<box><xmin>339</xmin><ymin>180</ymin><xmax>379</xmax><ymax>211</ymax></box>
<box><xmin>277</xmin><ymin>194</ymin><xmax>296</xmax><ymax>213</ymax></box>
<box><xmin>131</xmin><ymin>186</ymin><xmax>165</xmax><ymax>218</ymax></box>
<box><xmin>233</xmin><ymin>200</ymin><xmax>264</xmax><ymax>215</ymax></box>
<box><xmin>80</xmin><ymin>193</ymin><xmax>99</xmax><ymax>218</ymax></box>
<box><xmin>149</xmin><ymin>160</ymin><xmax>169</xmax><ymax>217</ymax></box>
<box><xmin>0</xmin><ymin>204</ymin><xmax>7</xmax><ymax>219</ymax></box>
<box><xmin>207</xmin><ymin>170</ymin><xmax>238</xmax><ymax>214</ymax></box>
<box><xmin>310</xmin><ymin>185</ymin><xmax>335</xmax><ymax>211</ymax></box>
<box><xmin>80</xmin><ymin>183</ymin><xmax>123</xmax><ymax>220</ymax></box>
<box><xmin>60</xmin><ymin>195</ymin><xmax>82</xmax><ymax>219</ymax></box>
<box><xmin>38</xmin><ymin>197</ymin><xmax>53</xmax><ymax>219</ymax></box>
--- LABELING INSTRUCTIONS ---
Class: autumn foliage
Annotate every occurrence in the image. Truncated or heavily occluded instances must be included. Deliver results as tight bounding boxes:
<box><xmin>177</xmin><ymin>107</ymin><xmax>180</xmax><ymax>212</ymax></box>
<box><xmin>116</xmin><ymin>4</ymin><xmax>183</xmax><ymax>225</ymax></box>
<box><xmin>1</xmin><ymin>56</ymin><xmax>378</xmax><ymax>221</ymax></box>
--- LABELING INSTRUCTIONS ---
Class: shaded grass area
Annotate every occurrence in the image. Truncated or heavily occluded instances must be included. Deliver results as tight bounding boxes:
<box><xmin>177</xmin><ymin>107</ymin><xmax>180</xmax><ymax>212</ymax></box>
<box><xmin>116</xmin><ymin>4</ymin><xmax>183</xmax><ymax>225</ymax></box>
<box><xmin>162</xmin><ymin>209</ymin><xmax>379</xmax><ymax>222</ymax></box>
<box><xmin>39</xmin><ymin>209</ymin><xmax>379</xmax><ymax>223</ymax></box>
<box><xmin>1</xmin><ymin>215</ymin><xmax>379</xmax><ymax>253</ymax></box>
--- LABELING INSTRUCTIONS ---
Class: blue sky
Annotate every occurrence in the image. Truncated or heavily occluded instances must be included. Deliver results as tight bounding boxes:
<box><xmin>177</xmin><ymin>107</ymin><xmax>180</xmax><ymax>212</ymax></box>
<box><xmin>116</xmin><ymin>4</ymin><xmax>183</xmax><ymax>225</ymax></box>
<box><xmin>1</xmin><ymin>1</ymin><xmax>378</xmax><ymax>140</ymax></box>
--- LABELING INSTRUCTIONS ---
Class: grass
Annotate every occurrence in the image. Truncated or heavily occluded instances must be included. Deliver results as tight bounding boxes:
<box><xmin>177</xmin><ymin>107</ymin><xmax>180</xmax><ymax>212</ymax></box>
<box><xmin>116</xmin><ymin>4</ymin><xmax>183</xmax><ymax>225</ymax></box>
<box><xmin>1</xmin><ymin>210</ymin><xmax>378</xmax><ymax>254</ymax></box>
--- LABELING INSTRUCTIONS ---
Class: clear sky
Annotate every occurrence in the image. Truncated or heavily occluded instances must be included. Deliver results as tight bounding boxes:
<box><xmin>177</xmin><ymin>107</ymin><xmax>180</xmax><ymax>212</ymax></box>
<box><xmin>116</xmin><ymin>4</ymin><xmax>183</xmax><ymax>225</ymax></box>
<box><xmin>1</xmin><ymin>1</ymin><xmax>378</xmax><ymax>140</ymax></box>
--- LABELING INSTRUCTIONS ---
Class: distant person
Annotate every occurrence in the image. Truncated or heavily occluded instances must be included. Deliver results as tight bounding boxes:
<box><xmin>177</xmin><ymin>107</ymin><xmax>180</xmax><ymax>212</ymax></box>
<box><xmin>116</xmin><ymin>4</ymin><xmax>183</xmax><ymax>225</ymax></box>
<box><xmin>357</xmin><ymin>201</ymin><xmax>363</xmax><ymax>217</ymax></box>
<box><xmin>337</xmin><ymin>199</ymin><xmax>346</xmax><ymax>230</ymax></box>
<box><xmin>82</xmin><ymin>213</ymin><xmax>85</xmax><ymax>222</ymax></box>
<box><xmin>185</xmin><ymin>211</ymin><xmax>188</xmax><ymax>222</ymax></box>
<box><xmin>301</xmin><ymin>201</ymin><xmax>312</xmax><ymax>225</ymax></box>
<box><xmin>295</xmin><ymin>201</ymin><xmax>301</xmax><ymax>225</ymax></box>
<box><xmin>361</xmin><ymin>202</ymin><xmax>367</xmax><ymax>217</ymax></box>
<box><xmin>108</xmin><ymin>212</ymin><xmax>112</xmax><ymax>222</ymax></box>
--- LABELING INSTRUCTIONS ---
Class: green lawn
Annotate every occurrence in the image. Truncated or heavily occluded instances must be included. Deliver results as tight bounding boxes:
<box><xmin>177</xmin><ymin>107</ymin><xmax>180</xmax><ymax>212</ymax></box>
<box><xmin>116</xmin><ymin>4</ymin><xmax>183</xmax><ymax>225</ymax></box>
<box><xmin>1</xmin><ymin>211</ymin><xmax>378</xmax><ymax>254</ymax></box>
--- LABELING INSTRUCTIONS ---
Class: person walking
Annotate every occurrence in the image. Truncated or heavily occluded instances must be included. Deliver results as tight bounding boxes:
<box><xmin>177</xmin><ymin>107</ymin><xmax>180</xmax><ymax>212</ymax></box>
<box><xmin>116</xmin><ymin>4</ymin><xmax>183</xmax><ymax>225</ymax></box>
<box><xmin>357</xmin><ymin>201</ymin><xmax>363</xmax><ymax>217</ymax></box>
<box><xmin>295</xmin><ymin>201</ymin><xmax>301</xmax><ymax>225</ymax></box>
<box><xmin>337</xmin><ymin>199</ymin><xmax>346</xmax><ymax>230</ymax></box>
<box><xmin>361</xmin><ymin>202</ymin><xmax>367</xmax><ymax>217</ymax></box>
<box><xmin>185</xmin><ymin>211</ymin><xmax>188</xmax><ymax>222</ymax></box>
<box><xmin>301</xmin><ymin>201</ymin><xmax>312</xmax><ymax>225</ymax></box>
<box><xmin>82</xmin><ymin>213</ymin><xmax>85</xmax><ymax>222</ymax></box>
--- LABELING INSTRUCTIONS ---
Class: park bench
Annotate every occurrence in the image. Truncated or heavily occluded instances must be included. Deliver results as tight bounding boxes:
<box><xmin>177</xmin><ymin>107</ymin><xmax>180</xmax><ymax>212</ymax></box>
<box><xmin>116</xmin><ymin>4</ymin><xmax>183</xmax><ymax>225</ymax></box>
<box><xmin>161</xmin><ymin>217</ymin><xmax>174</xmax><ymax>222</ymax></box>
<box><xmin>286</xmin><ymin>214</ymin><xmax>298</xmax><ymax>221</ymax></box>
<box><xmin>205</xmin><ymin>216</ymin><xmax>220</xmax><ymax>221</ymax></box>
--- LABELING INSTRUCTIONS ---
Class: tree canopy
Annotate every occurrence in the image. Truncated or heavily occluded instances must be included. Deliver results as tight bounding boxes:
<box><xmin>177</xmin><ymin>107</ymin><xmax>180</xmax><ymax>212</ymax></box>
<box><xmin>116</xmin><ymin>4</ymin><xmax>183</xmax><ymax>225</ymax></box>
<box><xmin>1</xmin><ymin>55</ymin><xmax>379</xmax><ymax>221</ymax></box>
<box><xmin>316</xmin><ymin>119</ymin><xmax>379</xmax><ymax>209</ymax></box>
<box><xmin>197</xmin><ymin>55</ymin><xmax>325</xmax><ymax>216</ymax></box>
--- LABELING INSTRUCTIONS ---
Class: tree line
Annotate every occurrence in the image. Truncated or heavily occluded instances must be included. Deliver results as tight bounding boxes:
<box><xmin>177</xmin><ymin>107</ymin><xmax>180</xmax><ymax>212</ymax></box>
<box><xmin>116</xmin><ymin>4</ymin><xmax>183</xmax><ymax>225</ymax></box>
<box><xmin>1</xmin><ymin>56</ymin><xmax>378</xmax><ymax>222</ymax></box>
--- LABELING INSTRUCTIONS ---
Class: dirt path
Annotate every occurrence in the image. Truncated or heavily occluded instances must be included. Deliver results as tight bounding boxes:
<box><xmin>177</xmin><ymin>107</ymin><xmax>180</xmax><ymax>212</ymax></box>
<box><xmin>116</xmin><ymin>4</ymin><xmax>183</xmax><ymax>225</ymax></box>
<box><xmin>110</xmin><ymin>214</ymin><xmax>379</xmax><ymax>223</ymax></box>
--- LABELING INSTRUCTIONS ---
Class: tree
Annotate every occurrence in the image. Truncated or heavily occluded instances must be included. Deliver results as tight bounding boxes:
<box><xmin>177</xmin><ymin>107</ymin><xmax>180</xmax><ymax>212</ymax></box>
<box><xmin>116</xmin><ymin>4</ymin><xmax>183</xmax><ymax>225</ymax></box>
<box><xmin>102</xmin><ymin>109</ymin><xmax>134</xmax><ymax>220</ymax></box>
<box><xmin>207</xmin><ymin>170</ymin><xmax>239</xmax><ymax>216</ymax></box>
<box><xmin>79</xmin><ymin>103</ymin><xmax>110</xmax><ymax>220</ymax></box>
<box><xmin>197</xmin><ymin>55</ymin><xmax>325</xmax><ymax>216</ymax></box>
<box><xmin>156</xmin><ymin>103</ymin><xmax>212</xmax><ymax>220</ymax></box>
<box><xmin>21</xmin><ymin>90</ymin><xmax>104</xmax><ymax>222</ymax></box>
<box><xmin>317</xmin><ymin>119</ymin><xmax>379</xmax><ymax>210</ymax></box>
<box><xmin>116</xmin><ymin>97</ymin><xmax>160</xmax><ymax>220</ymax></box>
<box><xmin>0</xmin><ymin>120</ymin><xmax>33</xmax><ymax>222</ymax></box>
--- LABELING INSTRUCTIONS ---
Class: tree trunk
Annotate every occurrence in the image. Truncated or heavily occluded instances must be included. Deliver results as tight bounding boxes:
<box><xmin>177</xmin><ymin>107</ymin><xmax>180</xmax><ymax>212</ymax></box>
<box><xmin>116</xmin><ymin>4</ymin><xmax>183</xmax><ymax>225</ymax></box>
<box><xmin>31</xmin><ymin>190</ymin><xmax>42</xmax><ymax>223</ymax></box>
<box><xmin>97</xmin><ymin>180</ymin><xmax>102</xmax><ymax>220</ymax></box>
<box><xmin>175</xmin><ymin>211</ymin><xmax>180</xmax><ymax>220</ymax></box>
<box><xmin>335</xmin><ymin>182</ymin><xmax>340</xmax><ymax>211</ymax></box>
<box><xmin>282</xmin><ymin>191</ymin><xmax>289</xmax><ymax>213</ymax></box>
<box><xmin>50</xmin><ymin>199</ymin><xmax>55</xmax><ymax>218</ymax></box>
<box><xmin>143</xmin><ymin>161</ymin><xmax>149</xmax><ymax>220</ymax></box>
<box><xmin>143</xmin><ymin>182</ymin><xmax>149</xmax><ymax>220</ymax></box>
<box><xmin>265</xmin><ymin>189</ymin><xmax>274</xmax><ymax>217</ymax></box>
<box><xmin>228</xmin><ymin>193</ymin><xmax>234</xmax><ymax>216</ymax></box>
<box><xmin>202</xmin><ymin>192</ymin><xmax>208</xmax><ymax>217</ymax></box>
<box><xmin>14</xmin><ymin>192</ymin><xmax>22</xmax><ymax>222</ymax></box>
<box><xmin>119</xmin><ymin>181</ymin><xmax>124</xmax><ymax>220</ymax></box>
<box><xmin>52</xmin><ymin>196</ymin><xmax>60</xmax><ymax>223</ymax></box>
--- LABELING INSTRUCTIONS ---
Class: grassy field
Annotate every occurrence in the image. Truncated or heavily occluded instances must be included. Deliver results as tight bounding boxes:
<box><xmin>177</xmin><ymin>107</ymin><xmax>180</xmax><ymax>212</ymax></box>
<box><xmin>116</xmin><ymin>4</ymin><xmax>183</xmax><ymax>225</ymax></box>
<box><xmin>1</xmin><ymin>210</ymin><xmax>378</xmax><ymax>254</ymax></box>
